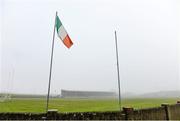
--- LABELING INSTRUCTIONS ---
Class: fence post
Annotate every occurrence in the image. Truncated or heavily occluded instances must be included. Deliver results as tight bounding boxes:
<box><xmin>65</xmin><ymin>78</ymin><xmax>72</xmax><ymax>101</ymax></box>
<box><xmin>123</xmin><ymin>107</ymin><xmax>134</xmax><ymax>120</ymax></box>
<box><xmin>161</xmin><ymin>103</ymin><xmax>170</xmax><ymax>120</ymax></box>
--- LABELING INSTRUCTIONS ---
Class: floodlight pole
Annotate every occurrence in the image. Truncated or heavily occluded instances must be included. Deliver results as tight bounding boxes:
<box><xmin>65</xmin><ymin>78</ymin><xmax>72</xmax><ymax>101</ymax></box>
<box><xmin>114</xmin><ymin>30</ymin><xmax>122</xmax><ymax>111</ymax></box>
<box><xmin>46</xmin><ymin>11</ymin><xmax>57</xmax><ymax>113</ymax></box>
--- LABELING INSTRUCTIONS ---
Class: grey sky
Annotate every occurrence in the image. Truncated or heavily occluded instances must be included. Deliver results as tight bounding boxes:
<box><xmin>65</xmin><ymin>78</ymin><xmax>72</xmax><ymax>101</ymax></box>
<box><xmin>1</xmin><ymin>0</ymin><xmax>180</xmax><ymax>95</ymax></box>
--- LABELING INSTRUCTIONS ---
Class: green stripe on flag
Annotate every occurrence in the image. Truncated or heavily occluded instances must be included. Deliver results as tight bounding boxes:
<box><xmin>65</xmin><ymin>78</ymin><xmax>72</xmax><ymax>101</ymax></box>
<box><xmin>56</xmin><ymin>16</ymin><xmax>62</xmax><ymax>32</ymax></box>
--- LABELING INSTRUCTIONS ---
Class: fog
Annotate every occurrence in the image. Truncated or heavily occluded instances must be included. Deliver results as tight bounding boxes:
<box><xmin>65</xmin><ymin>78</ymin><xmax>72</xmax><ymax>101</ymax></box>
<box><xmin>0</xmin><ymin>0</ymin><xmax>180</xmax><ymax>95</ymax></box>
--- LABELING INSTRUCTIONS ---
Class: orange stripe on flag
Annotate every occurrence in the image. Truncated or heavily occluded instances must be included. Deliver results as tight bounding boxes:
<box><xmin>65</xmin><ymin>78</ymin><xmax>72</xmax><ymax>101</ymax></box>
<box><xmin>63</xmin><ymin>35</ymin><xmax>73</xmax><ymax>48</ymax></box>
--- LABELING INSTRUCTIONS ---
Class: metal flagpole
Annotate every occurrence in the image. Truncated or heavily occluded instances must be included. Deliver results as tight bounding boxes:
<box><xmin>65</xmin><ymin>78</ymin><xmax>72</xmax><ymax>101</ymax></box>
<box><xmin>46</xmin><ymin>11</ymin><xmax>57</xmax><ymax>112</ymax></box>
<box><xmin>114</xmin><ymin>30</ymin><xmax>121</xmax><ymax>111</ymax></box>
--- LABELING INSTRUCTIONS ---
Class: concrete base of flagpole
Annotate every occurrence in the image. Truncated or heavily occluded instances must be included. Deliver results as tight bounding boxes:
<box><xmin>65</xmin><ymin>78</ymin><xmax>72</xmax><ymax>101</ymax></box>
<box><xmin>177</xmin><ymin>101</ymin><xmax>180</xmax><ymax>104</ymax></box>
<box><xmin>122</xmin><ymin>107</ymin><xmax>134</xmax><ymax>120</ymax></box>
<box><xmin>46</xmin><ymin>109</ymin><xmax>58</xmax><ymax>120</ymax></box>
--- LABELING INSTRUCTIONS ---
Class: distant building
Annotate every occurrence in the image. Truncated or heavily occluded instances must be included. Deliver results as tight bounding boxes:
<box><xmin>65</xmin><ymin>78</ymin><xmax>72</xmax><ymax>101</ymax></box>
<box><xmin>61</xmin><ymin>89</ymin><xmax>117</xmax><ymax>98</ymax></box>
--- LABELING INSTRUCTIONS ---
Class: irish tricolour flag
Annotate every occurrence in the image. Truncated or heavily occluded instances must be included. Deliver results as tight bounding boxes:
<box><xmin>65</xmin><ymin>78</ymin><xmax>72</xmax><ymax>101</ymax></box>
<box><xmin>56</xmin><ymin>15</ymin><xmax>73</xmax><ymax>48</ymax></box>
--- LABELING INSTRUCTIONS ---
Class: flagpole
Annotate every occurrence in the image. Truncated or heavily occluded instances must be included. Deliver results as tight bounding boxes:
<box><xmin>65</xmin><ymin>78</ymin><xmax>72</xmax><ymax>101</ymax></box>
<box><xmin>114</xmin><ymin>30</ymin><xmax>121</xmax><ymax>111</ymax></box>
<box><xmin>46</xmin><ymin>11</ymin><xmax>57</xmax><ymax>112</ymax></box>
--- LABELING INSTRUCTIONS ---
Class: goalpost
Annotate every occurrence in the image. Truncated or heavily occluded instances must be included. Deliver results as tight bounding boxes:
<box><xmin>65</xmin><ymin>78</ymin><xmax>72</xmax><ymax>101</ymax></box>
<box><xmin>0</xmin><ymin>94</ymin><xmax>12</xmax><ymax>102</ymax></box>
<box><xmin>0</xmin><ymin>65</ymin><xmax>14</xmax><ymax>102</ymax></box>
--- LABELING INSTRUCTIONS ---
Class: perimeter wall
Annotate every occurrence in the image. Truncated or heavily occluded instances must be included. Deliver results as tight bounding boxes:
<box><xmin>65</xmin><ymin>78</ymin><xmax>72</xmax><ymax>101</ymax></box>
<box><xmin>0</xmin><ymin>102</ymin><xmax>180</xmax><ymax>120</ymax></box>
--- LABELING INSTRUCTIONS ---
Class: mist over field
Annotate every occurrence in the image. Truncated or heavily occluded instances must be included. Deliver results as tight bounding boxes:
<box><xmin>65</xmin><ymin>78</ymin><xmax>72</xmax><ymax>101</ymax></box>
<box><xmin>0</xmin><ymin>0</ymin><xmax>180</xmax><ymax>96</ymax></box>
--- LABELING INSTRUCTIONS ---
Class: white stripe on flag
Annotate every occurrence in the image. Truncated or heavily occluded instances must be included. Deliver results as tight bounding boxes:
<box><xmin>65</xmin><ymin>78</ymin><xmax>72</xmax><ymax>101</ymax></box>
<box><xmin>58</xmin><ymin>25</ymin><xmax>68</xmax><ymax>40</ymax></box>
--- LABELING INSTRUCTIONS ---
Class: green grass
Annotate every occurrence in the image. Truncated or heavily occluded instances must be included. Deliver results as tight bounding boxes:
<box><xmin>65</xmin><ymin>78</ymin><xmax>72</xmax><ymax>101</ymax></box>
<box><xmin>0</xmin><ymin>98</ymin><xmax>179</xmax><ymax>113</ymax></box>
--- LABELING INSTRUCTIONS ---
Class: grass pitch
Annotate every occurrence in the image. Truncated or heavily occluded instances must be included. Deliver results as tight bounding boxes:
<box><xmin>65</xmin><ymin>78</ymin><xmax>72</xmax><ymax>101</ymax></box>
<box><xmin>0</xmin><ymin>98</ymin><xmax>179</xmax><ymax>113</ymax></box>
